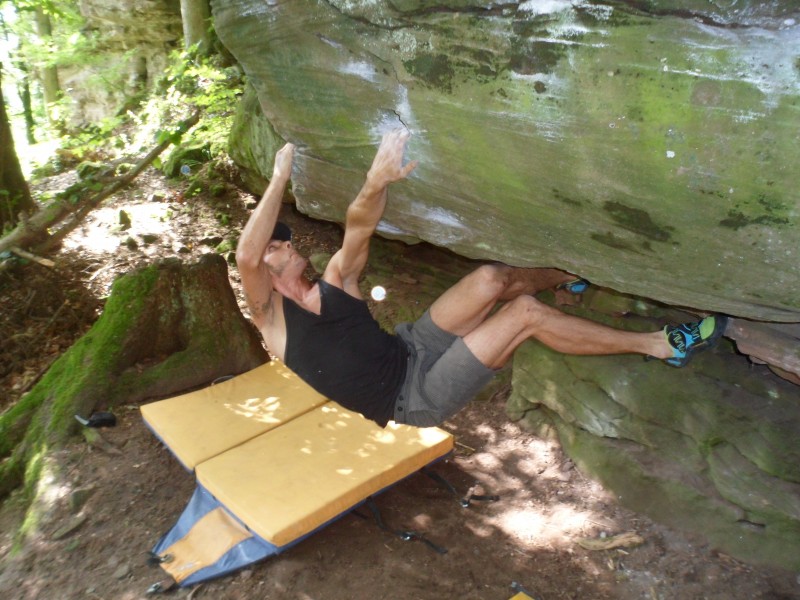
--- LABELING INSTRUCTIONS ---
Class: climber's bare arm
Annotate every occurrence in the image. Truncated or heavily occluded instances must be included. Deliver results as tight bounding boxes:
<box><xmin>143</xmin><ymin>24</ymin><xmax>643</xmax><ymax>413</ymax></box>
<box><xmin>324</xmin><ymin>130</ymin><xmax>417</xmax><ymax>297</ymax></box>
<box><xmin>236</xmin><ymin>143</ymin><xmax>294</xmax><ymax>327</ymax></box>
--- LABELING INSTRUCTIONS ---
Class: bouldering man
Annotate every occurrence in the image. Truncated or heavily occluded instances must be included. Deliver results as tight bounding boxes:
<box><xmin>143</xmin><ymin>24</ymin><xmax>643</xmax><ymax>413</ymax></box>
<box><xmin>236</xmin><ymin>129</ymin><xmax>727</xmax><ymax>427</ymax></box>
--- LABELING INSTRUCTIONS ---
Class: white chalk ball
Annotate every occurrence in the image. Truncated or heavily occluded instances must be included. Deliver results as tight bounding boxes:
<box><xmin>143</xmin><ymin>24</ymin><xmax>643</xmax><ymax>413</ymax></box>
<box><xmin>371</xmin><ymin>286</ymin><xmax>386</xmax><ymax>301</ymax></box>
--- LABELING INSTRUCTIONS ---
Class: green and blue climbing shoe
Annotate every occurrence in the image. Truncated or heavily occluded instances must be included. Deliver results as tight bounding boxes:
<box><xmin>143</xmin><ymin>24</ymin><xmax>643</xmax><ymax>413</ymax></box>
<box><xmin>663</xmin><ymin>315</ymin><xmax>728</xmax><ymax>367</ymax></box>
<box><xmin>557</xmin><ymin>278</ymin><xmax>590</xmax><ymax>294</ymax></box>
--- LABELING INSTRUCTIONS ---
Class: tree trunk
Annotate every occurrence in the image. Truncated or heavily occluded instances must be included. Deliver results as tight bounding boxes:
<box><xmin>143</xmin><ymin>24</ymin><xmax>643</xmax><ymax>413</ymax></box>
<box><xmin>17</xmin><ymin>61</ymin><xmax>36</xmax><ymax>145</ymax></box>
<box><xmin>0</xmin><ymin>254</ymin><xmax>268</xmax><ymax>502</ymax></box>
<box><xmin>180</xmin><ymin>0</ymin><xmax>212</xmax><ymax>55</ymax></box>
<box><xmin>33</xmin><ymin>7</ymin><xmax>60</xmax><ymax>124</ymax></box>
<box><xmin>0</xmin><ymin>64</ymin><xmax>36</xmax><ymax>231</ymax></box>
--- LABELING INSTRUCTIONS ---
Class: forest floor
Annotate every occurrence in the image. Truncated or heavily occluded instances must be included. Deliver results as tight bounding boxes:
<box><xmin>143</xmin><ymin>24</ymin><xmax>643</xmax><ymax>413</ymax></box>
<box><xmin>1</xmin><ymin>166</ymin><xmax>799</xmax><ymax>600</ymax></box>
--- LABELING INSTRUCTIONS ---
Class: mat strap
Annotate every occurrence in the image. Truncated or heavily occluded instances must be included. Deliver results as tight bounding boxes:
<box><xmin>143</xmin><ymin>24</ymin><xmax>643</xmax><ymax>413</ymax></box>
<box><xmin>422</xmin><ymin>467</ymin><xmax>500</xmax><ymax>507</ymax></box>
<box><xmin>360</xmin><ymin>497</ymin><xmax>448</xmax><ymax>555</ymax></box>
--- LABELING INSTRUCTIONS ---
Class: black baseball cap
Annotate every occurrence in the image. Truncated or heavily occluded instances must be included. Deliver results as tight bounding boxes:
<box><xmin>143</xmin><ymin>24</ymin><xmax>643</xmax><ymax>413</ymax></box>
<box><xmin>270</xmin><ymin>222</ymin><xmax>292</xmax><ymax>242</ymax></box>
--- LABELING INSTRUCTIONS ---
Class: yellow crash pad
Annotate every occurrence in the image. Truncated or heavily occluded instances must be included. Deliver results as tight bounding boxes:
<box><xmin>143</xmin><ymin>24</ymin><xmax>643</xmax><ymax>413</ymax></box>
<box><xmin>195</xmin><ymin>402</ymin><xmax>454</xmax><ymax>547</ymax></box>
<box><xmin>141</xmin><ymin>360</ymin><xmax>328</xmax><ymax>470</ymax></box>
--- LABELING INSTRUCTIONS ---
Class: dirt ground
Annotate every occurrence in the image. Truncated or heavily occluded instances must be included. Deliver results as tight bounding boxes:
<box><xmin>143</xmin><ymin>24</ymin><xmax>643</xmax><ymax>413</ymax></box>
<box><xmin>1</xmin><ymin>167</ymin><xmax>799</xmax><ymax>600</ymax></box>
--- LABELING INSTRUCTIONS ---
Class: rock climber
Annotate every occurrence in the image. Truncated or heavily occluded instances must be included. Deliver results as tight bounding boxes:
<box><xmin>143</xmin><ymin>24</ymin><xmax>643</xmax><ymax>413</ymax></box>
<box><xmin>236</xmin><ymin>129</ymin><xmax>727</xmax><ymax>427</ymax></box>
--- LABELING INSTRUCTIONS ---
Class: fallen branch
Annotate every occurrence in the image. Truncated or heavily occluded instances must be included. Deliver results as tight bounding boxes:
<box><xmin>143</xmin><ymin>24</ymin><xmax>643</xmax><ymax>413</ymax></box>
<box><xmin>10</xmin><ymin>246</ymin><xmax>55</xmax><ymax>267</ymax></box>
<box><xmin>0</xmin><ymin>110</ymin><xmax>201</xmax><ymax>258</ymax></box>
<box><xmin>577</xmin><ymin>531</ymin><xmax>644</xmax><ymax>551</ymax></box>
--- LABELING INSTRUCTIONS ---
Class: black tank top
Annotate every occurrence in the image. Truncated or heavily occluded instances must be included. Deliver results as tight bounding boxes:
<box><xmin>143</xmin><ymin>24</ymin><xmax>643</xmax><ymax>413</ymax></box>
<box><xmin>283</xmin><ymin>280</ymin><xmax>407</xmax><ymax>426</ymax></box>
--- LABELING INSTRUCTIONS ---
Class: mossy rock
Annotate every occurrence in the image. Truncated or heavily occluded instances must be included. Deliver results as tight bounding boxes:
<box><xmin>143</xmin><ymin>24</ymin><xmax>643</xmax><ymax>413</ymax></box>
<box><xmin>161</xmin><ymin>142</ymin><xmax>212</xmax><ymax>178</ymax></box>
<box><xmin>227</xmin><ymin>82</ymin><xmax>284</xmax><ymax>195</ymax></box>
<box><xmin>215</xmin><ymin>0</ymin><xmax>800</xmax><ymax>322</ymax></box>
<box><xmin>0</xmin><ymin>254</ymin><xmax>267</xmax><ymax>502</ymax></box>
<box><xmin>508</xmin><ymin>288</ymin><xmax>800</xmax><ymax>570</ymax></box>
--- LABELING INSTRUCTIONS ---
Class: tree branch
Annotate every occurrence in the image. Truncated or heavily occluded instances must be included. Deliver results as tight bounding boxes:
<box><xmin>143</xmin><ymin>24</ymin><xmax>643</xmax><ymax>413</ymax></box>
<box><xmin>0</xmin><ymin>110</ymin><xmax>201</xmax><ymax>258</ymax></box>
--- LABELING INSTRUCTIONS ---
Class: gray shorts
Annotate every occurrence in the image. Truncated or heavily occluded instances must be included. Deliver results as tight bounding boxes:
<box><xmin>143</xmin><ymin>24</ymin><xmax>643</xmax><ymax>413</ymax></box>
<box><xmin>392</xmin><ymin>310</ymin><xmax>495</xmax><ymax>427</ymax></box>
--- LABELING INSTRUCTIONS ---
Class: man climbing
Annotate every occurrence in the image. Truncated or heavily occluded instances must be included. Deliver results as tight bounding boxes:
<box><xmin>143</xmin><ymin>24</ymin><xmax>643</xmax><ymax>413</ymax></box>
<box><xmin>236</xmin><ymin>129</ymin><xmax>727</xmax><ymax>428</ymax></box>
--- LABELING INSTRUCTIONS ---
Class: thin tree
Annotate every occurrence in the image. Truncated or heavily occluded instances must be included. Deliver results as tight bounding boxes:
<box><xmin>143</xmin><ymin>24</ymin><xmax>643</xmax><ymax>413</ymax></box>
<box><xmin>15</xmin><ymin>60</ymin><xmax>35</xmax><ymax>144</ymax></box>
<box><xmin>180</xmin><ymin>0</ymin><xmax>212</xmax><ymax>55</ymax></box>
<box><xmin>0</xmin><ymin>5</ymin><xmax>35</xmax><ymax>143</ymax></box>
<box><xmin>0</xmin><ymin>63</ymin><xmax>35</xmax><ymax>232</ymax></box>
<box><xmin>33</xmin><ymin>4</ymin><xmax>60</xmax><ymax>124</ymax></box>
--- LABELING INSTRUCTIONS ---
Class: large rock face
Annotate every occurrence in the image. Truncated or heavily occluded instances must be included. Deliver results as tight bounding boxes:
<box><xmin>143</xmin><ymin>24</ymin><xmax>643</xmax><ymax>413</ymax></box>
<box><xmin>213</xmin><ymin>0</ymin><xmax>800</xmax><ymax>570</ymax></box>
<box><xmin>63</xmin><ymin>0</ymin><xmax>182</xmax><ymax>124</ymax></box>
<box><xmin>214</xmin><ymin>0</ymin><xmax>799</xmax><ymax>322</ymax></box>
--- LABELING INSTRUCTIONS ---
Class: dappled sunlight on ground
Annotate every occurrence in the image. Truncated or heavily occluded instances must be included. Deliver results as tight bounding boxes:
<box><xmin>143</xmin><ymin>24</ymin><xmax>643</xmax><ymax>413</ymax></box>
<box><xmin>458</xmin><ymin>427</ymin><xmax>620</xmax><ymax>552</ymax></box>
<box><xmin>17</xmin><ymin>139</ymin><xmax>60</xmax><ymax>179</ymax></box>
<box><xmin>500</xmin><ymin>504</ymin><xmax>589</xmax><ymax>545</ymax></box>
<box><xmin>62</xmin><ymin>203</ymin><xmax>174</xmax><ymax>255</ymax></box>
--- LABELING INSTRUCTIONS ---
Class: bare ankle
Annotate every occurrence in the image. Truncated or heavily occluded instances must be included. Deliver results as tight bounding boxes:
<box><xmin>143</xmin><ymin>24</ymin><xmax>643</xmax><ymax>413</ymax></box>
<box><xmin>650</xmin><ymin>329</ymin><xmax>672</xmax><ymax>359</ymax></box>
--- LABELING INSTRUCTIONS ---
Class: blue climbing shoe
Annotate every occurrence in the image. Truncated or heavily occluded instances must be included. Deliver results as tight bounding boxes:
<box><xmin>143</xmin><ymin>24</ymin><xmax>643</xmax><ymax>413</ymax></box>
<box><xmin>557</xmin><ymin>278</ymin><xmax>590</xmax><ymax>294</ymax></box>
<box><xmin>662</xmin><ymin>315</ymin><xmax>728</xmax><ymax>367</ymax></box>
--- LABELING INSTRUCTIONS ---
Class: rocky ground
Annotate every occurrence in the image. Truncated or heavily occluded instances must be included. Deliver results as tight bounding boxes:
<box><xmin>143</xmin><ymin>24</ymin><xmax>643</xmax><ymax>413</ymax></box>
<box><xmin>1</xmin><ymin>167</ymin><xmax>798</xmax><ymax>600</ymax></box>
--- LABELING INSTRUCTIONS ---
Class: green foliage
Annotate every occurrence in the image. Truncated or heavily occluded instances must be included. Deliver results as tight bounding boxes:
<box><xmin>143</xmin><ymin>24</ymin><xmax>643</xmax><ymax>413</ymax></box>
<box><xmin>185</xmin><ymin>178</ymin><xmax>203</xmax><ymax>198</ymax></box>
<box><xmin>23</xmin><ymin>8</ymin><xmax>146</xmax><ymax>126</ymax></box>
<box><xmin>135</xmin><ymin>50</ymin><xmax>245</xmax><ymax>200</ymax></box>
<box><xmin>17</xmin><ymin>17</ymin><xmax>97</xmax><ymax>73</ymax></box>
<box><xmin>5</xmin><ymin>0</ymin><xmax>245</xmax><ymax>198</ymax></box>
<box><xmin>76</xmin><ymin>160</ymin><xmax>110</xmax><ymax>180</ymax></box>
<box><xmin>214</xmin><ymin>238</ymin><xmax>235</xmax><ymax>253</ymax></box>
<box><xmin>152</xmin><ymin>49</ymin><xmax>245</xmax><ymax>159</ymax></box>
<box><xmin>161</xmin><ymin>142</ymin><xmax>211</xmax><ymax>177</ymax></box>
<box><xmin>39</xmin><ymin>114</ymin><xmax>126</xmax><ymax>170</ymax></box>
<box><xmin>32</xmin><ymin>47</ymin><xmax>244</xmax><ymax>199</ymax></box>
<box><xmin>10</xmin><ymin>1</ymin><xmax>68</xmax><ymax>17</ymax></box>
<box><xmin>0</xmin><ymin>188</ymin><xmax>33</xmax><ymax>234</ymax></box>
<box><xmin>6</xmin><ymin>0</ymin><xmax>244</xmax><ymax>191</ymax></box>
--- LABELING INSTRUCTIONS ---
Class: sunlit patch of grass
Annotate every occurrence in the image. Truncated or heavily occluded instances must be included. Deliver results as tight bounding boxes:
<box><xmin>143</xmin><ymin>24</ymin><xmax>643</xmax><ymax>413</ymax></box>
<box><xmin>16</xmin><ymin>138</ymin><xmax>60</xmax><ymax>180</ymax></box>
<box><xmin>8</xmin><ymin>115</ymin><xmax>59</xmax><ymax>180</ymax></box>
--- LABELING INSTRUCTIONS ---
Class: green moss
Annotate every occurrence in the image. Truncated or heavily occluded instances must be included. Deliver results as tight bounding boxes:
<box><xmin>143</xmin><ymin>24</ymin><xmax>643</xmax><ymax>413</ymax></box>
<box><xmin>20</xmin><ymin>447</ymin><xmax>46</xmax><ymax>510</ymax></box>
<box><xmin>590</xmin><ymin>232</ymin><xmax>641</xmax><ymax>252</ymax></box>
<box><xmin>719</xmin><ymin>209</ymin><xmax>790</xmax><ymax>231</ymax></box>
<box><xmin>0</xmin><ymin>388</ymin><xmax>45</xmax><ymax>457</ymax></box>
<box><xmin>24</xmin><ymin>264</ymin><xmax>162</xmax><ymax>444</ymax></box>
<box><xmin>404</xmin><ymin>53</ymin><xmax>456</xmax><ymax>92</ymax></box>
<box><xmin>215</xmin><ymin>239</ymin><xmax>236</xmax><ymax>253</ymax></box>
<box><xmin>228</xmin><ymin>83</ymin><xmax>282</xmax><ymax>192</ymax></box>
<box><xmin>162</xmin><ymin>142</ymin><xmax>211</xmax><ymax>178</ymax></box>
<box><xmin>602</xmin><ymin>201</ymin><xmax>673</xmax><ymax>242</ymax></box>
<box><xmin>451</xmin><ymin>45</ymin><xmax>498</xmax><ymax>80</ymax></box>
<box><xmin>0</xmin><ymin>450</ymin><xmax>25</xmax><ymax>500</ymax></box>
<box><xmin>506</xmin><ymin>39</ymin><xmax>566</xmax><ymax>76</ymax></box>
